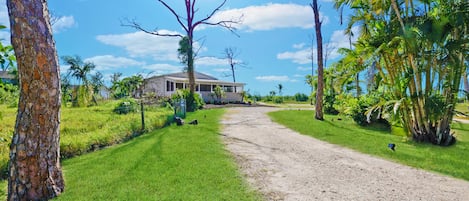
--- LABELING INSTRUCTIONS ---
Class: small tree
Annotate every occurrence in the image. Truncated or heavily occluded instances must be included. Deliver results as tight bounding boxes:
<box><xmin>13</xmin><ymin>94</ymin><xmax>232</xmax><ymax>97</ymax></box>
<box><xmin>223</xmin><ymin>47</ymin><xmax>247</xmax><ymax>92</ymax></box>
<box><xmin>277</xmin><ymin>84</ymin><xmax>283</xmax><ymax>96</ymax></box>
<box><xmin>62</xmin><ymin>55</ymin><xmax>96</xmax><ymax>107</ymax></box>
<box><xmin>213</xmin><ymin>85</ymin><xmax>225</xmax><ymax>104</ymax></box>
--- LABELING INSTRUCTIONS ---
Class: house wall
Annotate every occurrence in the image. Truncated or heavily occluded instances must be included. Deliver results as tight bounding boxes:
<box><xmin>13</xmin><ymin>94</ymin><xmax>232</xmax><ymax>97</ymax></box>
<box><xmin>142</xmin><ymin>76</ymin><xmax>244</xmax><ymax>103</ymax></box>
<box><xmin>200</xmin><ymin>92</ymin><xmax>243</xmax><ymax>103</ymax></box>
<box><xmin>143</xmin><ymin>77</ymin><xmax>166</xmax><ymax>97</ymax></box>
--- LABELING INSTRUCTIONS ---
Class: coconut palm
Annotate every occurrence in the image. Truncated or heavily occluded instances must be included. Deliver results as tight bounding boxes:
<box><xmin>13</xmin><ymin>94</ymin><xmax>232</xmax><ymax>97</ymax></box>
<box><xmin>62</xmin><ymin>55</ymin><xmax>95</xmax><ymax>85</ymax></box>
<box><xmin>61</xmin><ymin>55</ymin><xmax>96</xmax><ymax>107</ymax></box>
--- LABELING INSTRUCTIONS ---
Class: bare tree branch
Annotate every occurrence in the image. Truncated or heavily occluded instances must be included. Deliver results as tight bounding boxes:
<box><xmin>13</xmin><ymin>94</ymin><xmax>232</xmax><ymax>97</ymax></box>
<box><xmin>121</xmin><ymin>19</ymin><xmax>183</xmax><ymax>38</ymax></box>
<box><xmin>158</xmin><ymin>0</ymin><xmax>189</xmax><ymax>33</ymax></box>
<box><xmin>193</xmin><ymin>0</ymin><xmax>227</xmax><ymax>28</ymax></box>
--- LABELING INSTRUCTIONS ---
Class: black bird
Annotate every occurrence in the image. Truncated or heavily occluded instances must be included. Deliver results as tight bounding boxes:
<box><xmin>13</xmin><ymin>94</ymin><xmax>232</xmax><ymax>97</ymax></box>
<box><xmin>188</xmin><ymin>120</ymin><xmax>198</xmax><ymax>125</ymax></box>
<box><xmin>388</xmin><ymin>143</ymin><xmax>396</xmax><ymax>151</ymax></box>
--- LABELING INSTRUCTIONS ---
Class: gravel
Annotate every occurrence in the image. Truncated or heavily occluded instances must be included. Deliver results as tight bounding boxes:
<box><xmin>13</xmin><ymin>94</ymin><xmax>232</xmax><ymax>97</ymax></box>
<box><xmin>221</xmin><ymin>107</ymin><xmax>469</xmax><ymax>201</ymax></box>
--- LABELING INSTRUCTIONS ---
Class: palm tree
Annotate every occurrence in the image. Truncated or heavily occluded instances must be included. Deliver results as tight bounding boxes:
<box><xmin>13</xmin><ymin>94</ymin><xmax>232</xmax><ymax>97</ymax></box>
<box><xmin>335</xmin><ymin>0</ymin><xmax>469</xmax><ymax>145</ymax></box>
<box><xmin>62</xmin><ymin>55</ymin><xmax>95</xmax><ymax>85</ymax></box>
<box><xmin>61</xmin><ymin>55</ymin><xmax>96</xmax><ymax>107</ymax></box>
<box><xmin>277</xmin><ymin>84</ymin><xmax>283</xmax><ymax>96</ymax></box>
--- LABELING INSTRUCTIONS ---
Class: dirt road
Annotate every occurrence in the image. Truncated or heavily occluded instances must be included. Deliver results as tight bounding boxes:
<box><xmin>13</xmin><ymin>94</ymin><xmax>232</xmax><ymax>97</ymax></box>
<box><xmin>221</xmin><ymin>107</ymin><xmax>469</xmax><ymax>201</ymax></box>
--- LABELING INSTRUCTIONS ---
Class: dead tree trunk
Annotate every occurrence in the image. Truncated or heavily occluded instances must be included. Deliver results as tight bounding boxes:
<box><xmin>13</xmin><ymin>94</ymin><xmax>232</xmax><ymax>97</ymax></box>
<box><xmin>311</xmin><ymin>0</ymin><xmax>324</xmax><ymax>120</ymax></box>
<box><xmin>7</xmin><ymin>0</ymin><xmax>65</xmax><ymax>200</ymax></box>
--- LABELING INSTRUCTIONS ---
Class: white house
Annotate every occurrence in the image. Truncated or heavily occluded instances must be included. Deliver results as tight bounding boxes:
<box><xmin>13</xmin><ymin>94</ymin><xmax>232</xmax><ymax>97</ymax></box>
<box><xmin>142</xmin><ymin>72</ymin><xmax>245</xmax><ymax>103</ymax></box>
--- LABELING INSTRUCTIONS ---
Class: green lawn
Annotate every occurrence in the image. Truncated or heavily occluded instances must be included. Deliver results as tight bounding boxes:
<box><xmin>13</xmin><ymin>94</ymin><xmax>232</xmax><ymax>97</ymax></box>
<box><xmin>0</xmin><ymin>101</ymin><xmax>173</xmax><ymax>177</ymax></box>
<box><xmin>53</xmin><ymin>109</ymin><xmax>259</xmax><ymax>201</ymax></box>
<box><xmin>269</xmin><ymin>110</ymin><xmax>469</xmax><ymax>181</ymax></box>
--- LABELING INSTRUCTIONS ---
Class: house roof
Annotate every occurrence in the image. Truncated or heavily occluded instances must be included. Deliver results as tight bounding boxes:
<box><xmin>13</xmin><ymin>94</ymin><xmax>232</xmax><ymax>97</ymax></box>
<box><xmin>163</xmin><ymin>71</ymin><xmax>218</xmax><ymax>80</ymax></box>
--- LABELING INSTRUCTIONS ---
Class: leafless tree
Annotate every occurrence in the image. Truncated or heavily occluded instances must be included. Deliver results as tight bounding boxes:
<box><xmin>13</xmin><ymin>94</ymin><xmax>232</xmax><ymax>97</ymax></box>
<box><xmin>223</xmin><ymin>47</ymin><xmax>247</xmax><ymax>92</ymax></box>
<box><xmin>123</xmin><ymin>0</ymin><xmax>241</xmax><ymax>111</ymax></box>
<box><xmin>311</xmin><ymin>0</ymin><xmax>324</xmax><ymax>120</ymax></box>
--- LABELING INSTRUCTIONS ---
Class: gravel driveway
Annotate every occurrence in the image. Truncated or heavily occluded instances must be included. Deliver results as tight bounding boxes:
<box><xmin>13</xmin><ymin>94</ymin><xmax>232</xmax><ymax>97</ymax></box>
<box><xmin>221</xmin><ymin>107</ymin><xmax>469</xmax><ymax>201</ymax></box>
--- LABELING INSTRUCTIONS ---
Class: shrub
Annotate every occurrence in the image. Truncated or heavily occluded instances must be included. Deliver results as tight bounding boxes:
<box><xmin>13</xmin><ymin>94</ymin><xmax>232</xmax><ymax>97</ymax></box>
<box><xmin>171</xmin><ymin>89</ymin><xmax>204</xmax><ymax>111</ymax></box>
<box><xmin>324</xmin><ymin>94</ymin><xmax>339</xmax><ymax>115</ymax></box>
<box><xmin>113</xmin><ymin>98</ymin><xmax>138</xmax><ymax>114</ymax></box>
<box><xmin>335</xmin><ymin>93</ymin><xmax>386</xmax><ymax>126</ymax></box>
<box><xmin>0</xmin><ymin>83</ymin><xmax>18</xmax><ymax>106</ymax></box>
<box><xmin>294</xmin><ymin>93</ymin><xmax>309</xmax><ymax>102</ymax></box>
<box><xmin>273</xmin><ymin>96</ymin><xmax>284</xmax><ymax>104</ymax></box>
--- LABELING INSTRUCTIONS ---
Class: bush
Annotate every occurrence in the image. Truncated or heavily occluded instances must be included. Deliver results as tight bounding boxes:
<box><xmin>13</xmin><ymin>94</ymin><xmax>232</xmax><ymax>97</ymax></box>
<box><xmin>324</xmin><ymin>94</ymin><xmax>339</xmax><ymax>115</ymax></box>
<box><xmin>294</xmin><ymin>93</ymin><xmax>309</xmax><ymax>102</ymax></box>
<box><xmin>113</xmin><ymin>98</ymin><xmax>138</xmax><ymax>114</ymax></box>
<box><xmin>0</xmin><ymin>83</ymin><xmax>18</xmax><ymax>106</ymax></box>
<box><xmin>171</xmin><ymin>89</ymin><xmax>204</xmax><ymax>111</ymax></box>
<box><xmin>273</xmin><ymin>96</ymin><xmax>284</xmax><ymax>104</ymax></box>
<box><xmin>335</xmin><ymin>93</ymin><xmax>386</xmax><ymax>126</ymax></box>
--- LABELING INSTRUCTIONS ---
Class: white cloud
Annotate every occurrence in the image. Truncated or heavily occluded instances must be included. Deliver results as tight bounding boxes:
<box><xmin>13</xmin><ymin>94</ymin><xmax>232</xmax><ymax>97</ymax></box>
<box><xmin>142</xmin><ymin>63</ymin><xmax>182</xmax><ymax>75</ymax></box>
<box><xmin>293</xmin><ymin>43</ymin><xmax>306</xmax><ymax>49</ymax></box>
<box><xmin>210</xmin><ymin>3</ymin><xmax>328</xmax><ymax>31</ymax></box>
<box><xmin>52</xmin><ymin>15</ymin><xmax>76</xmax><ymax>33</ymax></box>
<box><xmin>84</xmin><ymin>55</ymin><xmax>145</xmax><ymax>71</ymax></box>
<box><xmin>213</xmin><ymin>68</ymin><xmax>230</xmax><ymax>73</ymax></box>
<box><xmin>326</xmin><ymin>26</ymin><xmax>360</xmax><ymax>59</ymax></box>
<box><xmin>0</xmin><ymin>0</ymin><xmax>8</xmax><ymax>28</ymax></box>
<box><xmin>255</xmin><ymin>75</ymin><xmax>290</xmax><ymax>82</ymax></box>
<box><xmin>278</xmin><ymin>27</ymin><xmax>359</xmax><ymax>65</ymax></box>
<box><xmin>297</xmin><ymin>66</ymin><xmax>311</xmax><ymax>71</ymax></box>
<box><xmin>96</xmin><ymin>31</ymin><xmax>181</xmax><ymax>61</ymax></box>
<box><xmin>277</xmin><ymin>48</ymin><xmax>314</xmax><ymax>65</ymax></box>
<box><xmin>195</xmin><ymin>56</ymin><xmax>227</xmax><ymax>66</ymax></box>
<box><xmin>293</xmin><ymin>74</ymin><xmax>305</xmax><ymax>78</ymax></box>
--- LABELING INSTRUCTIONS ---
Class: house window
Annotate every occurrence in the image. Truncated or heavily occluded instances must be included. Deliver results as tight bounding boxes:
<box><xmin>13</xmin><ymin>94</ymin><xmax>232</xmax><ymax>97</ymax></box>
<box><xmin>176</xmin><ymin>82</ymin><xmax>184</xmax><ymax>89</ymax></box>
<box><xmin>166</xmin><ymin>81</ymin><xmax>174</xmax><ymax>92</ymax></box>
<box><xmin>200</xmin><ymin>84</ymin><xmax>211</xmax><ymax>92</ymax></box>
<box><xmin>224</xmin><ymin>86</ymin><xmax>233</xmax><ymax>92</ymax></box>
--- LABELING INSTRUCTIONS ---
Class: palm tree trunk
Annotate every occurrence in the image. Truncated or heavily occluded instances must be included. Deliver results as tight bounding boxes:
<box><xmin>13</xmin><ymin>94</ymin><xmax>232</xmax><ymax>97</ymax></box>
<box><xmin>7</xmin><ymin>0</ymin><xmax>64</xmax><ymax>199</ymax></box>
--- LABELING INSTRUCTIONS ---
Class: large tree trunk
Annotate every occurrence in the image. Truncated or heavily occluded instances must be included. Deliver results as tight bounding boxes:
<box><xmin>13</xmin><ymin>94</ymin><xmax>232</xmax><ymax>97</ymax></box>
<box><xmin>7</xmin><ymin>0</ymin><xmax>65</xmax><ymax>200</ymax></box>
<box><xmin>312</xmin><ymin>0</ymin><xmax>324</xmax><ymax>120</ymax></box>
<box><xmin>186</xmin><ymin>33</ymin><xmax>196</xmax><ymax>112</ymax></box>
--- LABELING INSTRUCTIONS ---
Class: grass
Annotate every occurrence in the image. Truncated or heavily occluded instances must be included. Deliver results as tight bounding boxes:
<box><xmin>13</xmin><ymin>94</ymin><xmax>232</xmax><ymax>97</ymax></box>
<box><xmin>0</xmin><ymin>101</ymin><xmax>173</xmax><ymax>178</ymax></box>
<box><xmin>53</xmin><ymin>109</ymin><xmax>259</xmax><ymax>201</ymax></box>
<box><xmin>269</xmin><ymin>110</ymin><xmax>469</xmax><ymax>181</ymax></box>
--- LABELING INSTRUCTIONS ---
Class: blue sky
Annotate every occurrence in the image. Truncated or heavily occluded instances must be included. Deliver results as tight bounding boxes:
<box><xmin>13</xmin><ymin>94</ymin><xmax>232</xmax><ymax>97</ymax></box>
<box><xmin>0</xmin><ymin>0</ymin><xmax>356</xmax><ymax>96</ymax></box>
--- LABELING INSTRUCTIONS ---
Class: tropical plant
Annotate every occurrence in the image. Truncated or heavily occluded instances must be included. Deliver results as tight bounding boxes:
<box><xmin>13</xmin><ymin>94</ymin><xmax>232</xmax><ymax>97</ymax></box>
<box><xmin>171</xmin><ymin>89</ymin><xmax>204</xmax><ymax>110</ymax></box>
<box><xmin>90</xmin><ymin>71</ymin><xmax>105</xmax><ymax>95</ymax></box>
<box><xmin>212</xmin><ymin>85</ymin><xmax>225</xmax><ymax>104</ymax></box>
<box><xmin>0</xmin><ymin>25</ymin><xmax>16</xmax><ymax>72</ymax></box>
<box><xmin>61</xmin><ymin>55</ymin><xmax>96</xmax><ymax>107</ymax></box>
<box><xmin>334</xmin><ymin>0</ymin><xmax>469</xmax><ymax>145</ymax></box>
<box><xmin>111</xmin><ymin>74</ymin><xmax>144</xmax><ymax>99</ymax></box>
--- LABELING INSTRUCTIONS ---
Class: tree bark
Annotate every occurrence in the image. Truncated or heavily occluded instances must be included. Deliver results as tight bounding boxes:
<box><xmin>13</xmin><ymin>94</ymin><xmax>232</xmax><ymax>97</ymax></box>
<box><xmin>312</xmin><ymin>0</ymin><xmax>324</xmax><ymax>120</ymax></box>
<box><xmin>7</xmin><ymin>0</ymin><xmax>65</xmax><ymax>200</ymax></box>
